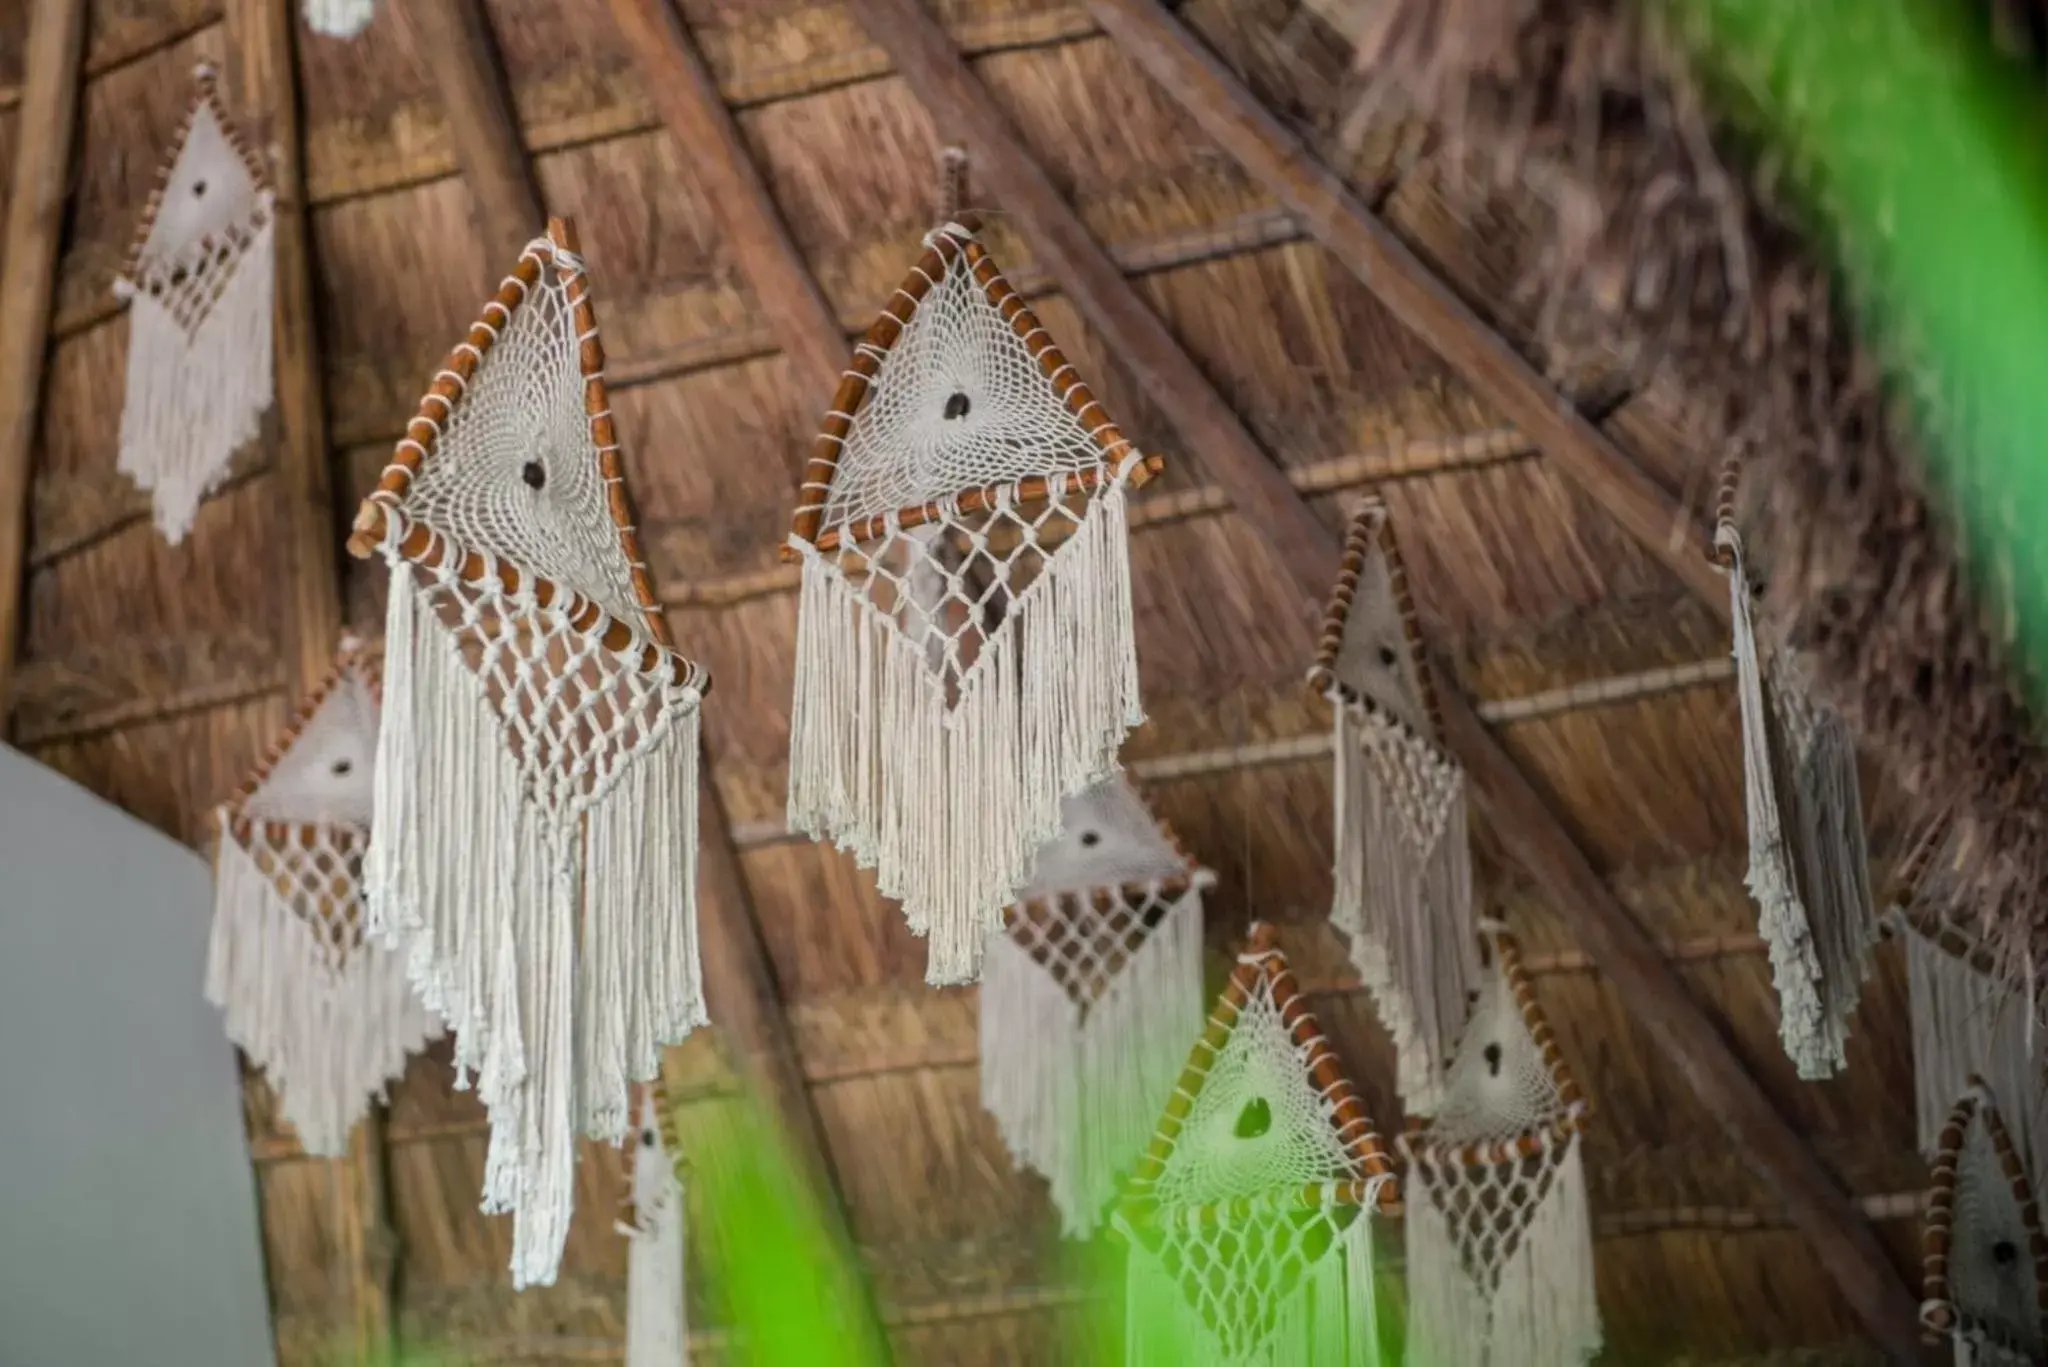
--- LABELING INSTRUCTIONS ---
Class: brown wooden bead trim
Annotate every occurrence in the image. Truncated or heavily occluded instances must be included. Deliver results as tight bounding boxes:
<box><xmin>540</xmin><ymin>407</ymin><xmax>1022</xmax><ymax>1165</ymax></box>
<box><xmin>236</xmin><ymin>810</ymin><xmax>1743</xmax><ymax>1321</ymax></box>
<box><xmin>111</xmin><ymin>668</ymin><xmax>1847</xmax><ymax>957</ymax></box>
<box><xmin>1708</xmin><ymin>446</ymin><xmax>1743</xmax><ymax>569</ymax></box>
<box><xmin>1303</xmin><ymin>498</ymin><xmax>1446</xmax><ymax>746</ymax></box>
<box><xmin>117</xmin><ymin>64</ymin><xmax>275</xmax><ymax>289</ymax></box>
<box><xmin>217</xmin><ymin>635</ymin><xmax>382</xmax><ymax>838</ymax></box>
<box><xmin>1920</xmin><ymin>1077</ymin><xmax>2048</xmax><ymax>1348</ymax></box>
<box><xmin>617</xmin><ymin>1073</ymin><xmax>686</xmax><ymax>1235</ymax></box>
<box><xmin>1885</xmin><ymin>815</ymin><xmax>2011</xmax><ymax>980</ymax></box>
<box><xmin>345</xmin><ymin>219</ymin><xmax>706</xmax><ymax>691</ymax></box>
<box><xmin>1120</xmin><ymin>921</ymin><xmax>1399</xmax><ymax>1225</ymax></box>
<box><xmin>1006</xmin><ymin>793</ymin><xmax>1215</xmax><ymax>920</ymax></box>
<box><xmin>783</xmin><ymin>218</ymin><xmax>1161</xmax><ymax>559</ymax></box>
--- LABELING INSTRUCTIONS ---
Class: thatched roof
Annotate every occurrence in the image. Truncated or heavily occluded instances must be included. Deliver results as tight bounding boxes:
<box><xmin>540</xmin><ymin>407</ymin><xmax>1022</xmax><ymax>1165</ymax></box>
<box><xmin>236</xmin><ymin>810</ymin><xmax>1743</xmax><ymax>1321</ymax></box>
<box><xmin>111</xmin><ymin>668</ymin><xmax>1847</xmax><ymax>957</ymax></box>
<box><xmin>4</xmin><ymin>0</ymin><xmax>2025</xmax><ymax>1360</ymax></box>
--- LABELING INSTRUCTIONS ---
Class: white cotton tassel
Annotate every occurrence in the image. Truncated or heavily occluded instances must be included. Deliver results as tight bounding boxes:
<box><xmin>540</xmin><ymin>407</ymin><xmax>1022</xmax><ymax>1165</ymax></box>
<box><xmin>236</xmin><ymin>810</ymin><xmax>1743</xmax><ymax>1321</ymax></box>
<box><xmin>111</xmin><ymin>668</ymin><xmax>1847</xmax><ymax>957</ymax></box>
<box><xmin>788</xmin><ymin>479</ymin><xmax>1143</xmax><ymax>986</ymax></box>
<box><xmin>207</xmin><ymin>827</ymin><xmax>442</xmax><ymax>1156</ymax></box>
<box><xmin>365</xmin><ymin>560</ymin><xmax>704</xmax><ymax>1289</ymax></box>
<box><xmin>303</xmin><ymin>0</ymin><xmax>375</xmax><ymax>37</ymax></box>
<box><xmin>1722</xmin><ymin>526</ymin><xmax>1834</xmax><ymax>1078</ymax></box>
<box><xmin>114</xmin><ymin>211</ymin><xmax>275</xmax><ymax>545</ymax></box>
<box><xmin>1908</xmin><ymin>928</ymin><xmax>2047</xmax><ymax>1181</ymax></box>
<box><xmin>622</xmin><ymin>1102</ymin><xmax>690</xmax><ymax>1367</ymax></box>
<box><xmin>1330</xmin><ymin>702</ymin><xmax>1475</xmax><ymax>1115</ymax></box>
<box><xmin>980</xmin><ymin>886</ymin><xmax>1204</xmax><ymax>1235</ymax></box>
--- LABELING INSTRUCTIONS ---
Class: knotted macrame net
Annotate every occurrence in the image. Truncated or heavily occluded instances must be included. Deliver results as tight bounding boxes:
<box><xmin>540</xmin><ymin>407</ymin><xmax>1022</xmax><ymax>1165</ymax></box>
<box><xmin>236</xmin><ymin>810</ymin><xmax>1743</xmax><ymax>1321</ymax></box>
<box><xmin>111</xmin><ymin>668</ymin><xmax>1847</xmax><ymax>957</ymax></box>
<box><xmin>980</xmin><ymin>774</ymin><xmax>1210</xmax><ymax>1236</ymax></box>
<box><xmin>1923</xmin><ymin>1085</ymin><xmax>2048</xmax><ymax>1366</ymax></box>
<box><xmin>620</xmin><ymin>1090</ymin><xmax>690</xmax><ymax>1367</ymax></box>
<box><xmin>1717</xmin><ymin>480</ymin><xmax>1880</xmax><ymax>1079</ymax></box>
<box><xmin>1312</xmin><ymin>502</ymin><xmax>1476</xmax><ymax>1115</ymax></box>
<box><xmin>786</xmin><ymin>220</ymin><xmax>1154</xmax><ymax>987</ymax></box>
<box><xmin>1117</xmin><ymin>935</ymin><xmax>1391</xmax><ymax>1367</ymax></box>
<box><xmin>1400</xmin><ymin>923</ymin><xmax>1599</xmax><ymax>1367</ymax></box>
<box><xmin>1896</xmin><ymin>824</ymin><xmax>2048</xmax><ymax>1185</ymax></box>
<box><xmin>207</xmin><ymin>644</ymin><xmax>442</xmax><ymax>1157</ymax></box>
<box><xmin>354</xmin><ymin>224</ymin><xmax>708</xmax><ymax>1288</ymax></box>
<box><xmin>113</xmin><ymin>65</ymin><xmax>274</xmax><ymax>545</ymax></box>
<box><xmin>304</xmin><ymin>0</ymin><xmax>374</xmax><ymax>37</ymax></box>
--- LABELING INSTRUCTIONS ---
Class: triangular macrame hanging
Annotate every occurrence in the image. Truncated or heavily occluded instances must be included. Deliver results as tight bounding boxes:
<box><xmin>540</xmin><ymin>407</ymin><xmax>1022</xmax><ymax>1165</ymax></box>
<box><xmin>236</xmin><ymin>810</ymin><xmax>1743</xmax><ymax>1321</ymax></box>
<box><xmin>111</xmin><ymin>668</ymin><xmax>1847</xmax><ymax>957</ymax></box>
<box><xmin>305</xmin><ymin>0</ymin><xmax>375</xmax><ymax>37</ymax></box>
<box><xmin>1113</xmin><ymin>923</ymin><xmax>1397</xmax><ymax>1367</ymax></box>
<box><xmin>1307</xmin><ymin>498</ymin><xmax>1477</xmax><ymax>1115</ymax></box>
<box><xmin>618</xmin><ymin>1083</ymin><xmax>690</xmax><ymax>1367</ymax></box>
<box><xmin>113</xmin><ymin>64</ymin><xmax>275</xmax><ymax>545</ymax></box>
<box><xmin>348</xmin><ymin>218</ymin><xmax>711</xmax><ymax>1289</ymax></box>
<box><xmin>1713</xmin><ymin>454</ymin><xmax>1880</xmax><ymax>1079</ymax></box>
<box><xmin>1890</xmin><ymin>818</ymin><xmax>2048</xmax><ymax>1185</ymax></box>
<box><xmin>783</xmin><ymin>215</ymin><xmax>1162</xmax><ymax>987</ymax></box>
<box><xmin>1399</xmin><ymin>921</ymin><xmax>1600</xmax><ymax>1367</ymax></box>
<box><xmin>207</xmin><ymin>637</ymin><xmax>443</xmax><ymax>1157</ymax></box>
<box><xmin>980</xmin><ymin>773</ymin><xmax>1213</xmax><ymax>1236</ymax></box>
<box><xmin>1922</xmin><ymin>1080</ymin><xmax>2048</xmax><ymax>1365</ymax></box>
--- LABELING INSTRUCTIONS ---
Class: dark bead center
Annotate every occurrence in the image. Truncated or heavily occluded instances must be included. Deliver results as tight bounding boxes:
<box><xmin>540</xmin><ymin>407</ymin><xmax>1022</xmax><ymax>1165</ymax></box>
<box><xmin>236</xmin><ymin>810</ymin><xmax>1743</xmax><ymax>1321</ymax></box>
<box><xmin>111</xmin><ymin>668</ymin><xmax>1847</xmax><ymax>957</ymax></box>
<box><xmin>522</xmin><ymin>460</ymin><xmax>547</xmax><ymax>490</ymax></box>
<box><xmin>1483</xmin><ymin>1042</ymin><xmax>1504</xmax><ymax>1077</ymax></box>
<box><xmin>1234</xmin><ymin>1097</ymin><xmax>1272</xmax><ymax>1140</ymax></box>
<box><xmin>330</xmin><ymin>759</ymin><xmax>353</xmax><ymax>777</ymax></box>
<box><xmin>944</xmin><ymin>392</ymin><xmax>971</xmax><ymax>420</ymax></box>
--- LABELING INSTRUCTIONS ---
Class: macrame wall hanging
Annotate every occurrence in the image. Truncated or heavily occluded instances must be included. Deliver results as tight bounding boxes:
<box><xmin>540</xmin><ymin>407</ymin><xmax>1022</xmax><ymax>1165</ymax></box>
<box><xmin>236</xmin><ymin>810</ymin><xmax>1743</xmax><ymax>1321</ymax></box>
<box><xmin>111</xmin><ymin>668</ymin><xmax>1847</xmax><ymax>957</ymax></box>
<box><xmin>1306</xmin><ymin>499</ymin><xmax>1477</xmax><ymax>1114</ymax></box>
<box><xmin>1114</xmin><ymin>923</ymin><xmax>1397</xmax><ymax>1367</ymax></box>
<box><xmin>304</xmin><ymin>0</ymin><xmax>375</xmax><ymax>38</ymax></box>
<box><xmin>1890</xmin><ymin>818</ymin><xmax>2048</xmax><ymax>1185</ymax></box>
<box><xmin>1921</xmin><ymin>1080</ymin><xmax>2048</xmax><ymax>1365</ymax></box>
<box><xmin>980</xmin><ymin>773</ymin><xmax>1213</xmax><ymax>1236</ymax></box>
<box><xmin>348</xmin><ymin>218</ymin><xmax>710</xmax><ymax>1289</ymax></box>
<box><xmin>1713</xmin><ymin>453</ymin><xmax>1880</xmax><ymax>1079</ymax></box>
<box><xmin>783</xmin><ymin>212</ymin><xmax>1162</xmax><ymax>987</ymax></box>
<box><xmin>113</xmin><ymin>64</ymin><xmax>274</xmax><ymax>545</ymax></box>
<box><xmin>207</xmin><ymin>636</ymin><xmax>442</xmax><ymax>1157</ymax></box>
<box><xmin>619</xmin><ymin>1081</ymin><xmax>690</xmax><ymax>1367</ymax></box>
<box><xmin>1400</xmin><ymin>921</ymin><xmax>1600</xmax><ymax>1367</ymax></box>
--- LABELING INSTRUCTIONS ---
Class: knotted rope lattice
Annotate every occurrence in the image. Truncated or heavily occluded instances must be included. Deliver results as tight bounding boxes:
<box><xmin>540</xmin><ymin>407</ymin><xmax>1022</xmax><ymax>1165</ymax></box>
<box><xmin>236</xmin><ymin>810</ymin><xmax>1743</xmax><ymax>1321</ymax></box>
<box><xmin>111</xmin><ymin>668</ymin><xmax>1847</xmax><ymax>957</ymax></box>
<box><xmin>784</xmin><ymin>217</ymin><xmax>1162</xmax><ymax>986</ymax></box>
<box><xmin>113</xmin><ymin>64</ymin><xmax>274</xmax><ymax>545</ymax></box>
<box><xmin>1307</xmin><ymin>499</ymin><xmax>1476</xmax><ymax>1115</ymax></box>
<box><xmin>1115</xmin><ymin>924</ymin><xmax>1397</xmax><ymax>1366</ymax></box>
<box><xmin>1922</xmin><ymin>1080</ymin><xmax>2048</xmax><ymax>1365</ymax></box>
<box><xmin>207</xmin><ymin>637</ymin><xmax>442</xmax><ymax>1157</ymax></box>
<box><xmin>980</xmin><ymin>774</ymin><xmax>1212</xmax><ymax>1236</ymax></box>
<box><xmin>1713</xmin><ymin>450</ymin><xmax>1880</xmax><ymax>1079</ymax></box>
<box><xmin>1399</xmin><ymin>921</ymin><xmax>1599</xmax><ymax>1367</ymax></box>
<box><xmin>348</xmin><ymin>218</ymin><xmax>710</xmax><ymax>1288</ymax></box>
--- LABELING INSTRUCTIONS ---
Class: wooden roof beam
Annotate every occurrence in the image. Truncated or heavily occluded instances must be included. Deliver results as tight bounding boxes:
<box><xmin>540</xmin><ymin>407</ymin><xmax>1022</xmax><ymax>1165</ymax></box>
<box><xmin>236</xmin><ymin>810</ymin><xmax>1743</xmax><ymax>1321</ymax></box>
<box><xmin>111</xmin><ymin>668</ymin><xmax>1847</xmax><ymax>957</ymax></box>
<box><xmin>396</xmin><ymin>0</ymin><xmax>548</xmax><ymax>269</ymax></box>
<box><xmin>0</xmin><ymin>0</ymin><xmax>89</xmax><ymax>726</ymax></box>
<box><xmin>1086</xmin><ymin>0</ymin><xmax>1726</xmax><ymax>613</ymax></box>
<box><xmin>605</xmin><ymin>0</ymin><xmax>848</xmax><ymax>408</ymax></box>
<box><xmin>844</xmin><ymin>2</ymin><xmax>1927</xmax><ymax>1361</ymax></box>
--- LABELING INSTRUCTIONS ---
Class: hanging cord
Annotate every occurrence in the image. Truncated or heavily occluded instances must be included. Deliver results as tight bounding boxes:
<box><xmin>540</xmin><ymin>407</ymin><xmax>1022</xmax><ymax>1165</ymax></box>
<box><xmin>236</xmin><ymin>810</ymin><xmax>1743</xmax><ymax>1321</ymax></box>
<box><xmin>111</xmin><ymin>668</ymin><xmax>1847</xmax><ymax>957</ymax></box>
<box><xmin>937</xmin><ymin>145</ymin><xmax>970</xmax><ymax>227</ymax></box>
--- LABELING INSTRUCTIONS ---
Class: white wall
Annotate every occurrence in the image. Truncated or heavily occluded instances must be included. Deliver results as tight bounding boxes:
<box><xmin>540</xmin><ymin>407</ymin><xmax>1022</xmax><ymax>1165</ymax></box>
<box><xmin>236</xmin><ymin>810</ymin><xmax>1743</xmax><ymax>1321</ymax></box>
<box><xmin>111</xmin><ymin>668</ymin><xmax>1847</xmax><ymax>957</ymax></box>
<box><xmin>0</xmin><ymin>746</ymin><xmax>276</xmax><ymax>1367</ymax></box>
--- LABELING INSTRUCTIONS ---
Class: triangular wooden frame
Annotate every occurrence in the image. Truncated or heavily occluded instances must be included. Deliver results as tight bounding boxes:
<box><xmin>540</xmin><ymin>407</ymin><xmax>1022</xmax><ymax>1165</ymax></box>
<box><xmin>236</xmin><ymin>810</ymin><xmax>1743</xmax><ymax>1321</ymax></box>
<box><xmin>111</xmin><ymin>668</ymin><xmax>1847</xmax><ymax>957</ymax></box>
<box><xmin>218</xmin><ymin>636</ymin><xmax>381</xmax><ymax>852</ymax></box>
<box><xmin>344</xmin><ymin>217</ymin><xmax>705</xmax><ymax>692</ymax></box>
<box><xmin>115</xmin><ymin>63</ymin><xmax>273</xmax><ymax>293</ymax></box>
<box><xmin>785</xmin><ymin>216</ymin><xmax>1162</xmax><ymax>558</ymax></box>
<box><xmin>1119</xmin><ymin>922</ymin><xmax>1398</xmax><ymax>1223</ymax></box>
<box><xmin>1306</xmin><ymin>497</ymin><xmax>1444</xmax><ymax>746</ymax></box>
<box><xmin>1921</xmin><ymin>1078</ymin><xmax>2048</xmax><ymax>1354</ymax></box>
<box><xmin>1886</xmin><ymin>814</ymin><xmax>2007</xmax><ymax>978</ymax></box>
<box><xmin>1399</xmin><ymin>922</ymin><xmax>1591</xmax><ymax>1169</ymax></box>
<box><xmin>1010</xmin><ymin>776</ymin><xmax>1215</xmax><ymax>917</ymax></box>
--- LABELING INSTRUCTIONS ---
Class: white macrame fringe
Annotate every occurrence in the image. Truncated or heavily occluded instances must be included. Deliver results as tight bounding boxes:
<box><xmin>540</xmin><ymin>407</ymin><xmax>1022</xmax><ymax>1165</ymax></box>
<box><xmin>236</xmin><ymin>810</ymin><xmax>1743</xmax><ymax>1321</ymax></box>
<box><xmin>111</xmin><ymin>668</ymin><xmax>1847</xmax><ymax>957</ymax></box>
<box><xmin>1123</xmin><ymin>1204</ymin><xmax>1381</xmax><ymax>1367</ymax></box>
<box><xmin>1908</xmin><ymin>927</ymin><xmax>2047</xmax><ymax>1181</ymax></box>
<box><xmin>116</xmin><ymin>213</ymin><xmax>275</xmax><ymax>545</ymax></box>
<box><xmin>366</xmin><ymin>562</ymin><xmax>706</xmax><ymax>1289</ymax></box>
<box><xmin>1951</xmin><ymin>1333</ymin><xmax>2036</xmax><ymax>1367</ymax></box>
<box><xmin>979</xmin><ymin>886</ymin><xmax>1204</xmax><ymax>1235</ymax></box>
<box><xmin>303</xmin><ymin>0</ymin><xmax>375</xmax><ymax>37</ymax></box>
<box><xmin>1406</xmin><ymin>1132</ymin><xmax>1601</xmax><ymax>1367</ymax></box>
<box><xmin>1723</xmin><ymin>528</ymin><xmax>1843</xmax><ymax>1079</ymax></box>
<box><xmin>787</xmin><ymin>482</ymin><xmax>1142</xmax><ymax>986</ymax></box>
<box><xmin>1330</xmin><ymin>703</ymin><xmax>1473</xmax><ymax>1115</ymax></box>
<box><xmin>207</xmin><ymin>831</ymin><xmax>442</xmax><ymax>1157</ymax></box>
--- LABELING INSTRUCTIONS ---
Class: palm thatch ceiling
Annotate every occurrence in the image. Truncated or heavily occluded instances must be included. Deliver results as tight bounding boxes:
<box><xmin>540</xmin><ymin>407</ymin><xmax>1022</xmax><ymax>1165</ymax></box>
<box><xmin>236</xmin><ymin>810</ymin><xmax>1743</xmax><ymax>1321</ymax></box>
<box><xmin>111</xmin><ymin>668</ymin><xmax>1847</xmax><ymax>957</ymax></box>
<box><xmin>4</xmin><ymin>0</ymin><xmax>2028</xmax><ymax>1362</ymax></box>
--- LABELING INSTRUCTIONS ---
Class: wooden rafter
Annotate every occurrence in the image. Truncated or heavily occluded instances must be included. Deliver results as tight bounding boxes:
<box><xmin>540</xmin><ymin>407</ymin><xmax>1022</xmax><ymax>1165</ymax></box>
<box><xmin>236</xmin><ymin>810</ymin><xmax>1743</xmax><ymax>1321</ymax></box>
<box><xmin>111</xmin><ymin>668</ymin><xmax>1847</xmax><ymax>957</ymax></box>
<box><xmin>843</xmin><ymin>1</ymin><xmax>1927</xmax><ymax>1361</ymax></box>
<box><xmin>842</xmin><ymin>0</ymin><xmax>1338</xmax><ymax>612</ymax></box>
<box><xmin>605</xmin><ymin>0</ymin><xmax>848</xmax><ymax>409</ymax></box>
<box><xmin>1086</xmin><ymin>0</ymin><xmax>1725</xmax><ymax>611</ymax></box>
<box><xmin>224</xmin><ymin>0</ymin><xmax>390</xmax><ymax>1358</ymax></box>
<box><xmin>0</xmin><ymin>0</ymin><xmax>89</xmax><ymax>725</ymax></box>
<box><xmin>396</xmin><ymin>0</ymin><xmax>548</xmax><ymax>268</ymax></box>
